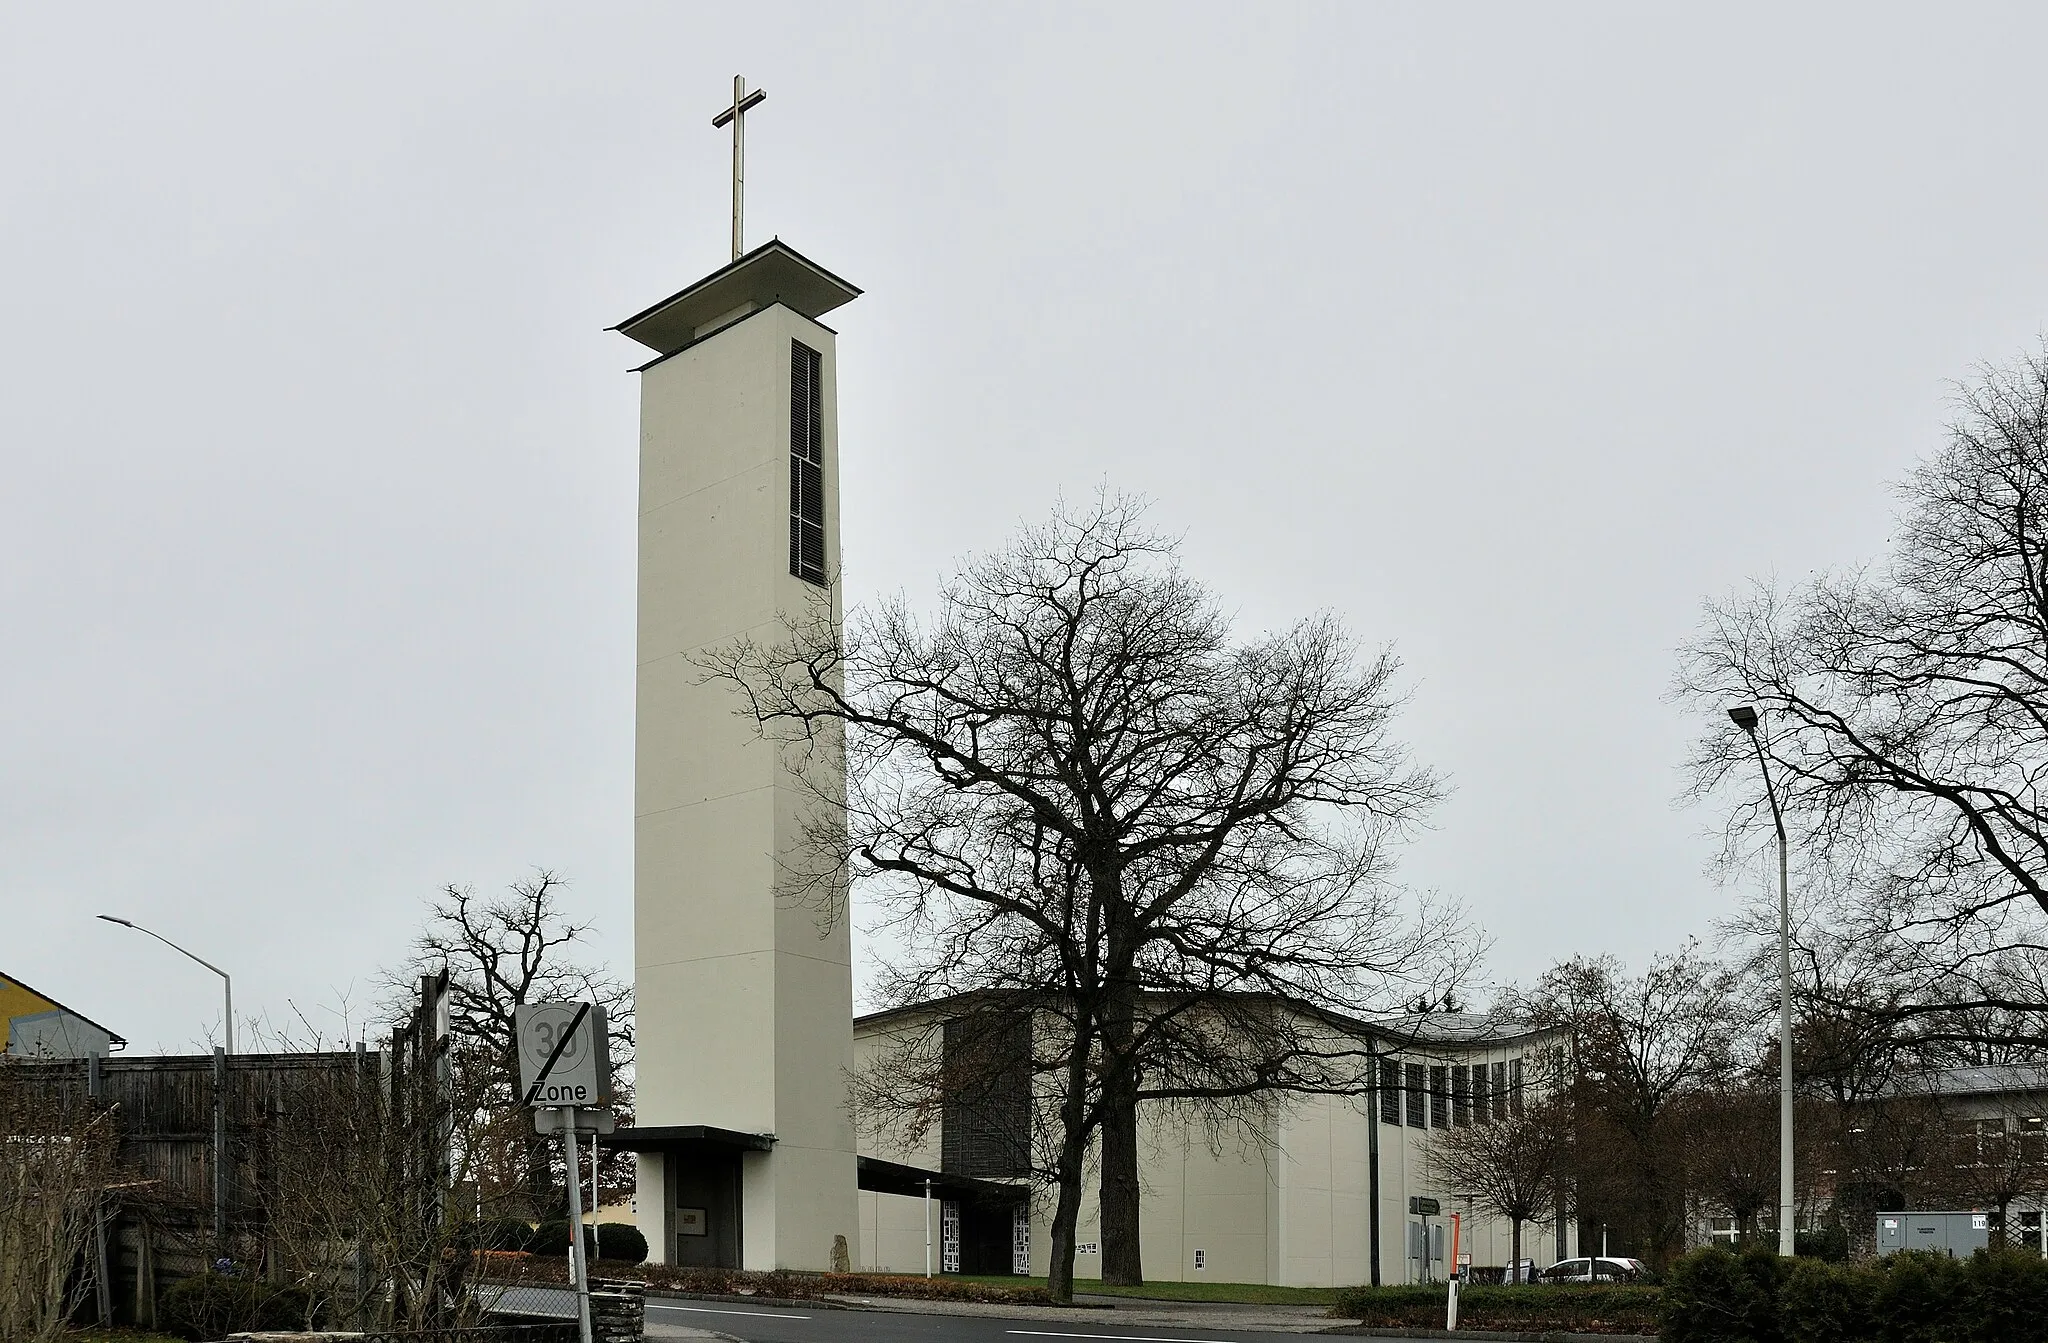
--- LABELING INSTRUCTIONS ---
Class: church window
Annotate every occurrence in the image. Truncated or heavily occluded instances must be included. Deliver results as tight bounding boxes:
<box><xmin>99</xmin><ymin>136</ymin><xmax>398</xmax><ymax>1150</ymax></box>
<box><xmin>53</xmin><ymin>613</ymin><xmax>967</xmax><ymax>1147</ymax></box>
<box><xmin>1405</xmin><ymin>1063</ymin><xmax>1427</xmax><ymax>1128</ymax></box>
<box><xmin>1472</xmin><ymin>1061</ymin><xmax>1492</xmax><ymax>1121</ymax></box>
<box><xmin>1452</xmin><ymin>1065</ymin><xmax>1471</xmax><ymax>1126</ymax></box>
<box><xmin>1379</xmin><ymin>1058</ymin><xmax>1401</xmax><ymax>1124</ymax></box>
<box><xmin>1510</xmin><ymin>1057</ymin><xmax>1525</xmax><ymax>1116</ymax></box>
<box><xmin>1492</xmin><ymin>1061</ymin><xmax>1509</xmax><ymax>1120</ymax></box>
<box><xmin>1429</xmin><ymin>1066</ymin><xmax>1449</xmax><ymax>1128</ymax></box>
<box><xmin>789</xmin><ymin>341</ymin><xmax>826</xmax><ymax>585</ymax></box>
<box><xmin>941</xmin><ymin>1012</ymin><xmax>1032</xmax><ymax>1177</ymax></box>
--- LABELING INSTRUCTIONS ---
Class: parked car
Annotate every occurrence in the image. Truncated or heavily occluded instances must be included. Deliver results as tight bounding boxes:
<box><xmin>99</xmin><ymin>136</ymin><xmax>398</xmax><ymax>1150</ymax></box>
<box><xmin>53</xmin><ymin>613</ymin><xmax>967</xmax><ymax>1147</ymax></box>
<box><xmin>1538</xmin><ymin>1256</ymin><xmax>1645</xmax><ymax>1283</ymax></box>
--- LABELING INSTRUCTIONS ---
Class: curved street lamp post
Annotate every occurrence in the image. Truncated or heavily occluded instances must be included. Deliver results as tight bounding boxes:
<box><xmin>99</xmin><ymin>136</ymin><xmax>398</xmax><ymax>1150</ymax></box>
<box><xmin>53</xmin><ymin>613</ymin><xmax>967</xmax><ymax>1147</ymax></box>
<box><xmin>1727</xmin><ymin>705</ymin><xmax>1797</xmax><ymax>1257</ymax></box>
<box><xmin>97</xmin><ymin>915</ymin><xmax>234</xmax><ymax>1247</ymax></box>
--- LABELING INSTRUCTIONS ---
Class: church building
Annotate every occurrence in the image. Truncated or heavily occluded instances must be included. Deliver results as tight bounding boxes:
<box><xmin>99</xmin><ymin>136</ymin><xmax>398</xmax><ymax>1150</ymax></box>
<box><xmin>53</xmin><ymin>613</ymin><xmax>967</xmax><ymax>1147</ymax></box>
<box><xmin>852</xmin><ymin>1004</ymin><xmax>1577</xmax><ymax>1286</ymax></box>
<box><xmin>606</xmin><ymin>79</ymin><xmax>1577</xmax><ymax>1287</ymax></box>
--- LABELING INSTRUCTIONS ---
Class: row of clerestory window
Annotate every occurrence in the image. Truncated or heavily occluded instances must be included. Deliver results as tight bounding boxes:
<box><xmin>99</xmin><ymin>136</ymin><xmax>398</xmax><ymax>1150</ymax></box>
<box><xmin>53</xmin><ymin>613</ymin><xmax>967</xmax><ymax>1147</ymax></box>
<box><xmin>1377</xmin><ymin>1057</ymin><xmax>1523</xmax><ymax>1128</ymax></box>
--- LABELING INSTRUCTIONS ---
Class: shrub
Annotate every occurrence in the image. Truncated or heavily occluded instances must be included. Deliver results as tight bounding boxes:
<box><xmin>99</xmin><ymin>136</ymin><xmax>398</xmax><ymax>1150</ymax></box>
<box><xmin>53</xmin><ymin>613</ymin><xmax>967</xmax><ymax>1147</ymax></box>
<box><xmin>1794</xmin><ymin>1223</ymin><xmax>1850</xmax><ymax>1263</ymax></box>
<box><xmin>1661</xmin><ymin>1246</ymin><xmax>1789</xmax><ymax>1343</ymax></box>
<box><xmin>158</xmin><ymin>1272</ymin><xmax>316</xmax><ymax>1341</ymax></box>
<box><xmin>595</xmin><ymin>1222</ymin><xmax>648</xmax><ymax>1264</ymax></box>
<box><xmin>1329</xmin><ymin>1283</ymin><xmax>1662</xmax><ymax>1333</ymax></box>
<box><xmin>1778</xmin><ymin>1258</ymin><xmax>1878</xmax><ymax>1343</ymax></box>
<box><xmin>529</xmin><ymin>1219</ymin><xmax>598</xmax><ymax>1260</ymax></box>
<box><xmin>1872</xmin><ymin>1249</ymin><xmax>1969</xmax><ymax>1343</ymax></box>
<box><xmin>1955</xmin><ymin>1247</ymin><xmax>2048</xmax><ymax>1343</ymax></box>
<box><xmin>473</xmin><ymin>1215</ymin><xmax>536</xmax><ymax>1251</ymax></box>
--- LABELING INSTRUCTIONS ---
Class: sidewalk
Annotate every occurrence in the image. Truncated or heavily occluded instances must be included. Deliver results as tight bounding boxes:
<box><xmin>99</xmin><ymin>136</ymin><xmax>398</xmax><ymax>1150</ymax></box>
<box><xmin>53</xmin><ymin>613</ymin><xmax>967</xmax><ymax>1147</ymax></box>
<box><xmin>815</xmin><ymin>1291</ymin><xmax>1342</xmax><ymax>1333</ymax></box>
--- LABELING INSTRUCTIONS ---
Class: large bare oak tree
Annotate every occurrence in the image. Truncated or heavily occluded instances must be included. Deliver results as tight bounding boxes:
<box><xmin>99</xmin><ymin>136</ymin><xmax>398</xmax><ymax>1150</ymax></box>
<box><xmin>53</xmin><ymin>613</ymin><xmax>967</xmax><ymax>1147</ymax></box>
<box><xmin>704</xmin><ymin>494</ymin><xmax>1457</xmax><ymax>1298</ymax></box>
<box><xmin>1677</xmin><ymin>347</ymin><xmax>2048</xmax><ymax>1066</ymax></box>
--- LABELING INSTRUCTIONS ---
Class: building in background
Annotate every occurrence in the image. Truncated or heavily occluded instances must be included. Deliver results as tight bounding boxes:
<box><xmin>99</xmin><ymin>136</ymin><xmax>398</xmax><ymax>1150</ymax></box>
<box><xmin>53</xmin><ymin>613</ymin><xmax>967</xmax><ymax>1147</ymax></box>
<box><xmin>2</xmin><ymin>970</ymin><xmax>124</xmax><ymax>1058</ymax></box>
<box><xmin>853</xmin><ymin>999</ymin><xmax>1575</xmax><ymax>1286</ymax></box>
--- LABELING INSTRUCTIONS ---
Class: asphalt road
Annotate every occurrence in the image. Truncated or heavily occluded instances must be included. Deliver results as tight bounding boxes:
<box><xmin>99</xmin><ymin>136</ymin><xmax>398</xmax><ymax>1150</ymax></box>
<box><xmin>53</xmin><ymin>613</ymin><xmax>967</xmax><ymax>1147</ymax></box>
<box><xmin>643</xmin><ymin>1300</ymin><xmax>1338</xmax><ymax>1343</ymax></box>
<box><xmin>491</xmin><ymin>1287</ymin><xmax>1365</xmax><ymax>1343</ymax></box>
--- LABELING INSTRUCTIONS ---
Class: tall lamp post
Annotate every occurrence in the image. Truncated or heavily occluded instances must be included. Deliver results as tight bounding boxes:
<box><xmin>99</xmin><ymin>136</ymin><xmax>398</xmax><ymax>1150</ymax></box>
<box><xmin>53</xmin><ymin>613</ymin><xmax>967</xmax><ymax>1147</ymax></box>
<box><xmin>98</xmin><ymin>914</ymin><xmax>235</xmax><ymax>1248</ymax></box>
<box><xmin>96</xmin><ymin>915</ymin><xmax>233</xmax><ymax>1054</ymax></box>
<box><xmin>1727</xmin><ymin>706</ymin><xmax>1796</xmax><ymax>1257</ymax></box>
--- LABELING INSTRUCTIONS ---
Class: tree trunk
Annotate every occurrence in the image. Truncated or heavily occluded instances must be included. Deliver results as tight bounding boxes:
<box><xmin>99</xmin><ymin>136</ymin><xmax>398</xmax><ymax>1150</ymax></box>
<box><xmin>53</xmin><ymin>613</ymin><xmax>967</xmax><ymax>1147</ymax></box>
<box><xmin>1099</xmin><ymin>1084</ymin><xmax>1142</xmax><ymax>1285</ymax></box>
<box><xmin>1099</xmin><ymin>974</ymin><xmax>1143</xmax><ymax>1286</ymax></box>
<box><xmin>1509</xmin><ymin>1217</ymin><xmax>1522</xmax><ymax>1285</ymax></box>
<box><xmin>1045</xmin><ymin>1047</ymin><xmax>1097</xmax><ymax>1305</ymax></box>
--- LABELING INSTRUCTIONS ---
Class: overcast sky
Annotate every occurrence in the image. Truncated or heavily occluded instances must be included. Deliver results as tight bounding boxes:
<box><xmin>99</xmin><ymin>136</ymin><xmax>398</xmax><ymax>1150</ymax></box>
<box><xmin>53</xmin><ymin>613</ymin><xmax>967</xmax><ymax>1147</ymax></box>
<box><xmin>7</xmin><ymin>5</ymin><xmax>2047</xmax><ymax>1052</ymax></box>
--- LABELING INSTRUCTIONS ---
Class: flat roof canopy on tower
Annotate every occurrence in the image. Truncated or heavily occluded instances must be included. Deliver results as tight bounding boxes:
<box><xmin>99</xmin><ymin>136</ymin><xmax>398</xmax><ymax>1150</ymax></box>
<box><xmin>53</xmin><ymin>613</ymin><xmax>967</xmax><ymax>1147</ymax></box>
<box><xmin>855</xmin><ymin>1155</ymin><xmax>1027</xmax><ymax>1205</ymax></box>
<box><xmin>597</xmin><ymin>1124</ymin><xmax>775</xmax><ymax>1153</ymax></box>
<box><xmin>611</xmin><ymin>240</ymin><xmax>861</xmax><ymax>356</ymax></box>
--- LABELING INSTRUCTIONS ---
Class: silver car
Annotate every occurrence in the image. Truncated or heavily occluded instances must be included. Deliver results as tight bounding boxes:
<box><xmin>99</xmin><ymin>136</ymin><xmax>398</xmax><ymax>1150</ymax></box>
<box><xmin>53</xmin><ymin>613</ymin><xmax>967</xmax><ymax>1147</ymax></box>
<box><xmin>1538</xmin><ymin>1256</ymin><xmax>1644</xmax><ymax>1283</ymax></box>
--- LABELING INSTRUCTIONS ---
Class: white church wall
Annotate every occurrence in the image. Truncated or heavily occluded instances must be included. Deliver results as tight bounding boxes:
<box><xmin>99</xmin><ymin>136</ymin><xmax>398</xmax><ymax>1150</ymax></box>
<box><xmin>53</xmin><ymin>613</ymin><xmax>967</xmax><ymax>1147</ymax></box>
<box><xmin>1131</xmin><ymin>1106</ymin><xmax>1277</xmax><ymax>1286</ymax></box>
<box><xmin>633</xmin><ymin>299</ymin><xmax>858</xmax><ymax>1272</ymax></box>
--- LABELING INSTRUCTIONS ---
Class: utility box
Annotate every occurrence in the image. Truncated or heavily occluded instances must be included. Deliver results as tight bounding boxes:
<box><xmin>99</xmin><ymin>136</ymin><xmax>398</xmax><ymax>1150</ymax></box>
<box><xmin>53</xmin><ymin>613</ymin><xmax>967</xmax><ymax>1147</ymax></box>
<box><xmin>1875</xmin><ymin>1211</ymin><xmax>1992</xmax><ymax>1257</ymax></box>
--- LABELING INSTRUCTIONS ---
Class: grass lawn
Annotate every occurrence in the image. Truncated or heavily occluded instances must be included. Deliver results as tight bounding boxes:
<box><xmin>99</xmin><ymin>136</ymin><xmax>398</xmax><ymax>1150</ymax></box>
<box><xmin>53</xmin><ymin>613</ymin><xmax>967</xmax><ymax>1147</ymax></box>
<box><xmin>67</xmin><ymin>1331</ymin><xmax>184</xmax><ymax>1343</ymax></box>
<box><xmin>948</xmin><ymin>1275</ymin><xmax>1346</xmax><ymax>1305</ymax></box>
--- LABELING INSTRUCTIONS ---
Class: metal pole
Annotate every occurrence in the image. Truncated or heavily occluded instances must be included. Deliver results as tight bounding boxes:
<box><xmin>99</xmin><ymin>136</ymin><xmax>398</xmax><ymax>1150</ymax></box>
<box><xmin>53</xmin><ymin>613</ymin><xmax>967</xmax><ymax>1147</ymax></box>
<box><xmin>1736</xmin><ymin>716</ymin><xmax>1798</xmax><ymax>1258</ymax></box>
<box><xmin>1776</xmin><ymin>811</ymin><xmax>1795</xmax><ymax>1256</ymax></box>
<box><xmin>213</xmin><ymin>1046</ymin><xmax>228</xmax><ymax>1251</ymax></box>
<box><xmin>564</xmin><ymin>1109</ymin><xmax>593</xmax><ymax>1343</ymax></box>
<box><xmin>923</xmin><ymin>1178</ymin><xmax>933</xmax><ymax>1278</ymax></box>
<box><xmin>96</xmin><ymin>915</ymin><xmax>233</xmax><ymax>1052</ymax></box>
<box><xmin>1367</xmin><ymin>1045</ymin><xmax>1382</xmax><ymax>1285</ymax></box>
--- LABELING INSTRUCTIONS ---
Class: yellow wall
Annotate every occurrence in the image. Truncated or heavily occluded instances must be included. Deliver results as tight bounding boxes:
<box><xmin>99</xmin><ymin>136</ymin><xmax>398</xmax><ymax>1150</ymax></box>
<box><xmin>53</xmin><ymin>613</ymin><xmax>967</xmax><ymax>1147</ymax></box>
<box><xmin>0</xmin><ymin>975</ymin><xmax>62</xmax><ymax>1031</ymax></box>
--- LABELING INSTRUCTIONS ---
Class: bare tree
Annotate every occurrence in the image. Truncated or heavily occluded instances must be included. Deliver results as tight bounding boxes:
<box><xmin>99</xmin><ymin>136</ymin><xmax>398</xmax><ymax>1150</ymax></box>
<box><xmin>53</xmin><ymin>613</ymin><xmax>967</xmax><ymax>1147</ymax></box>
<box><xmin>0</xmin><ymin>1060</ymin><xmax>119</xmax><ymax>1343</ymax></box>
<box><xmin>705</xmin><ymin>493</ymin><xmax>1456</xmax><ymax>1298</ymax></box>
<box><xmin>382</xmin><ymin>872</ymin><xmax>635</xmax><ymax>1218</ymax></box>
<box><xmin>1938</xmin><ymin>1092</ymin><xmax>2048</xmax><ymax>1246</ymax></box>
<box><xmin>1427</xmin><ymin>1096</ymin><xmax>1568</xmax><ymax>1283</ymax></box>
<box><xmin>1676</xmin><ymin>345</ymin><xmax>2048</xmax><ymax>1054</ymax></box>
<box><xmin>1514</xmin><ymin>948</ymin><xmax>1742</xmax><ymax>1267</ymax></box>
<box><xmin>1678</xmin><ymin>1083</ymin><xmax>1783</xmax><ymax>1245</ymax></box>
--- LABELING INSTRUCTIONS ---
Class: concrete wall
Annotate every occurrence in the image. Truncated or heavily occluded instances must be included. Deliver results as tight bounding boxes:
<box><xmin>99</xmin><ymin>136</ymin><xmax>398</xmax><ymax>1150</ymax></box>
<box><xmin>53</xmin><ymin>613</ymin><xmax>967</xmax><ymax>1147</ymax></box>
<box><xmin>850</xmin><ymin>1011</ymin><xmax>1578</xmax><ymax>1286</ymax></box>
<box><xmin>633</xmin><ymin>303</ymin><xmax>856</xmax><ymax>1271</ymax></box>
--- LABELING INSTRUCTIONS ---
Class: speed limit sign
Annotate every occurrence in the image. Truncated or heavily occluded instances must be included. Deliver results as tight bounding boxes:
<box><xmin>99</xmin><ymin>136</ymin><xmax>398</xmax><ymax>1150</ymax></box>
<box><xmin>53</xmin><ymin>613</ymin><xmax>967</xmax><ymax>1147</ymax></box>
<box><xmin>515</xmin><ymin>1002</ymin><xmax>611</xmax><ymax>1108</ymax></box>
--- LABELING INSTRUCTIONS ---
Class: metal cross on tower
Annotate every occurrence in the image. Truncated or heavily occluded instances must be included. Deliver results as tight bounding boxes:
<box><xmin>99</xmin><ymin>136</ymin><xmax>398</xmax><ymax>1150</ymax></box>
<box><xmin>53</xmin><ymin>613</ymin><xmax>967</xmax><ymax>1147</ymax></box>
<box><xmin>712</xmin><ymin>75</ymin><xmax>766</xmax><ymax>262</ymax></box>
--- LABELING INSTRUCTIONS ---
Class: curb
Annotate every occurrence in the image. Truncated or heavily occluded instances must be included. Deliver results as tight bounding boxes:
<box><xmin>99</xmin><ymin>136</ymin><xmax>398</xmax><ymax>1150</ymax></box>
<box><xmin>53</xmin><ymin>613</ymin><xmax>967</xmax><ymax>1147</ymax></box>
<box><xmin>1326</xmin><ymin>1330</ymin><xmax>1655</xmax><ymax>1342</ymax></box>
<box><xmin>641</xmin><ymin>1287</ymin><xmax>852</xmax><ymax>1310</ymax></box>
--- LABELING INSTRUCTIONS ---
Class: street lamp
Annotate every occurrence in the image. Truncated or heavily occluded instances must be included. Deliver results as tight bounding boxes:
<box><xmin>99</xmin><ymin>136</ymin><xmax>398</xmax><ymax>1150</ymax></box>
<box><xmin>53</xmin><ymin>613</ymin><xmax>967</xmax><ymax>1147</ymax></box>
<box><xmin>97</xmin><ymin>915</ymin><xmax>233</xmax><ymax>1054</ymax></box>
<box><xmin>97</xmin><ymin>914</ymin><xmax>236</xmax><ymax>1249</ymax></box>
<box><xmin>1727</xmin><ymin>705</ymin><xmax>1796</xmax><ymax>1257</ymax></box>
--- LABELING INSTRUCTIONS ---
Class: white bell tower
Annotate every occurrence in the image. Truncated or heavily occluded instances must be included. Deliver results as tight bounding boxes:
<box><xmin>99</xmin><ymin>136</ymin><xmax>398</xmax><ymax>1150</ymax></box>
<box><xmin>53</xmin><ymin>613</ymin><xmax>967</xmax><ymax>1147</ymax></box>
<box><xmin>611</xmin><ymin>79</ymin><xmax>861</xmax><ymax>1271</ymax></box>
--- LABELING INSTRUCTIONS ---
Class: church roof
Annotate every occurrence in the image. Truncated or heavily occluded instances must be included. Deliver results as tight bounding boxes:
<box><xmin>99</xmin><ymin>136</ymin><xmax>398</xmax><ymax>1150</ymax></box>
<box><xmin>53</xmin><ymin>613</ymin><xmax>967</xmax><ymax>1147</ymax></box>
<box><xmin>854</xmin><ymin>991</ymin><xmax>1552</xmax><ymax>1052</ymax></box>
<box><xmin>611</xmin><ymin>239</ymin><xmax>861</xmax><ymax>356</ymax></box>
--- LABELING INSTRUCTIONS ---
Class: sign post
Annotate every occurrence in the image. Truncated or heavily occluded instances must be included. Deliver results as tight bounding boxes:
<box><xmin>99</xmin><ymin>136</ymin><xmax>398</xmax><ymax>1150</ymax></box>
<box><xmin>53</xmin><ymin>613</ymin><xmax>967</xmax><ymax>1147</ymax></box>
<box><xmin>1446</xmin><ymin>1213</ymin><xmax>1462</xmax><ymax>1330</ymax></box>
<box><xmin>517</xmin><ymin>1004</ymin><xmax>611</xmax><ymax>1343</ymax></box>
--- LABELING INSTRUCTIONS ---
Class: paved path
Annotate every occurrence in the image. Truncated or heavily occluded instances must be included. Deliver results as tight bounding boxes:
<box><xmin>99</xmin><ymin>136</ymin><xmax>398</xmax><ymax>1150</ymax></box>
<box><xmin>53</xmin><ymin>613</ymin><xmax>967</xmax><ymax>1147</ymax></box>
<box><xmin>492</xmin><ymin>1285</ymin><xmax>1362</xmax><ymax>1343</ymax></box>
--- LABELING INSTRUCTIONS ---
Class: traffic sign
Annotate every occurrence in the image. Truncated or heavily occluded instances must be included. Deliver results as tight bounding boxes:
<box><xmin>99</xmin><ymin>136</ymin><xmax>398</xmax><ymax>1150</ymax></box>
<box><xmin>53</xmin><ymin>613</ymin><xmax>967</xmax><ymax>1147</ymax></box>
<box><xmin>1409</xmin><ymin>1196</ymin><xmax>1442</xmax><ymax>1216</ymax></box>
<box><xmin>516</xmin><ymin>1002</ymin><xmax>612</xmax><ymax>1108</ymax></box>
<box><xmin>535</xmin><ymin>1108</ymin><xmax>616</xmax><ymax>1136</ymax></box>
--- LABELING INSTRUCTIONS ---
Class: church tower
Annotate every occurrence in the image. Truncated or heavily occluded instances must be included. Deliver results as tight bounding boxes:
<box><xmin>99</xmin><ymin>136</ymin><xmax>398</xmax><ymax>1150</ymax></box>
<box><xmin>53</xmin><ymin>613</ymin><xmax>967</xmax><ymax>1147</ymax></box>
<box><xmin>612</xmin><ymin>84</ymin><xmax>861</xmax><ymax>1270</ymax></box>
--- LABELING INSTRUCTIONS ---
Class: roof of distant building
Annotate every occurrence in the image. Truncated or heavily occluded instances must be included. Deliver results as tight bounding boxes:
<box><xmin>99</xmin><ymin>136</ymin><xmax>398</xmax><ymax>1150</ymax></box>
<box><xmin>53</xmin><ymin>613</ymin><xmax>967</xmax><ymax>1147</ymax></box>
<box><xmin>1912</xmin><ymin>1063</ymin><xmax>2048</xmax><ymax>1099</ymax></box>
<box><xmin>0</xmin><ymin>971</ymin><xmax>126</xmax><ymax>1050</ymax></box>
<box><xmin>854</xmin><ymin>992</ymin><xmax>1553</xmax><ymax>1051</ymax></box>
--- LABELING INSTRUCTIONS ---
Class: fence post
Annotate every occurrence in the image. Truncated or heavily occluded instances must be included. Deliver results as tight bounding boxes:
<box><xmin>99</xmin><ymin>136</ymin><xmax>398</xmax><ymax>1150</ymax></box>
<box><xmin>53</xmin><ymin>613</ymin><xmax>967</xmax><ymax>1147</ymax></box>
<box><xmin>213</xmin><ymin>1045</ymin><xmax>229</xmax><ymax>1252</ymax></box>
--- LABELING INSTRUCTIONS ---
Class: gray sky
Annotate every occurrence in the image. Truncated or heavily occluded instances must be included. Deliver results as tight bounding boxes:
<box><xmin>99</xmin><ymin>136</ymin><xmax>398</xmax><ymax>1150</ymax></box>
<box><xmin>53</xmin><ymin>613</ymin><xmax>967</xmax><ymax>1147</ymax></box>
<box><xmin>7</xmin><ymin>5</ymin><xmax>2046</xmax><ymax>1052</ymax></box>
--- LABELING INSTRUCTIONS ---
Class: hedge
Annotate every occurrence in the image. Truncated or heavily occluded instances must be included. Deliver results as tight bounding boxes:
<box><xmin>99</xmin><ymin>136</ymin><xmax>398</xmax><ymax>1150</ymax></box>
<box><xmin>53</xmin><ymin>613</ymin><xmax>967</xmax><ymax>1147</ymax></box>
<box><xmin>1330</xmin><ymin>1283</ymin><xmax>1663</xmax><ymax>1335</ymax></box>
<box><xmin>1663</xmin><ymin>1246</ymin><xmax>2048</xmax><ymax>1343</ymax></box>
<box><xmin>473</xmin><ymin>1253</ymin><xmax>1053</xmax><ymax>1303</ymax></box>
<box><xmin>158</xmin><ymin>1272</ymin><xmax>320</xmax><ymax>1341</ymax></box>
<box><xmin>594</xmin><ymin>1222</ymin><xmax>648</xmax><ymax>1264</ymax></box>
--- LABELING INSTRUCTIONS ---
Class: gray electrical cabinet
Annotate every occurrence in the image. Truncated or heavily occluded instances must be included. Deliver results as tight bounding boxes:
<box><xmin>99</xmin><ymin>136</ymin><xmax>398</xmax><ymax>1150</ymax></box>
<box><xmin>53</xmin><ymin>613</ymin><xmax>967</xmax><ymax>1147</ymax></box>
<box><xmin>1875</xmin><ymin>1211</ymin><xmax>1992</xmax><ymax>1257</ymax></box>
